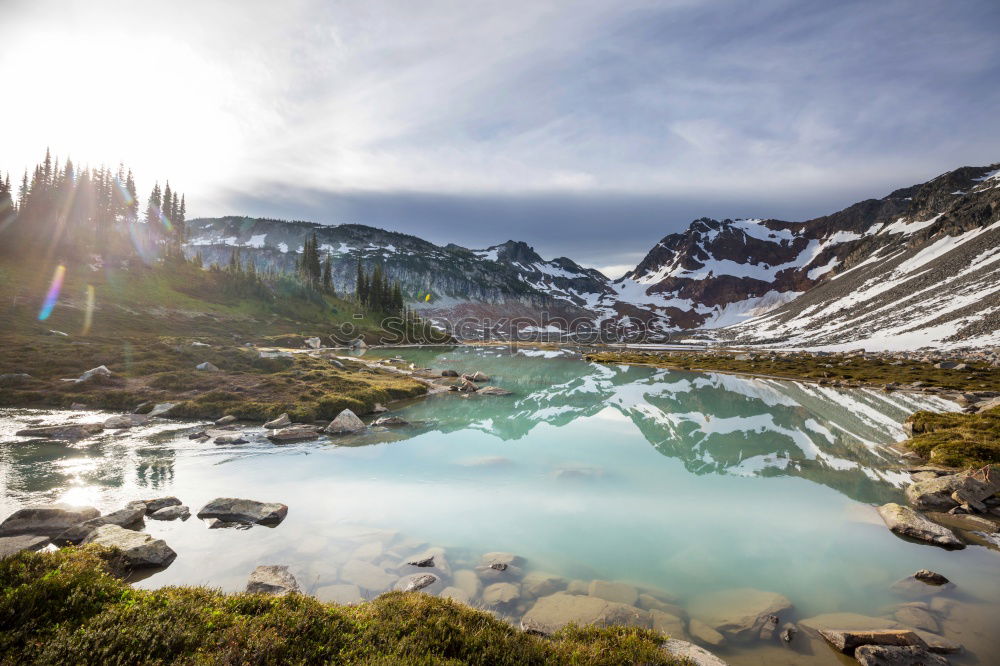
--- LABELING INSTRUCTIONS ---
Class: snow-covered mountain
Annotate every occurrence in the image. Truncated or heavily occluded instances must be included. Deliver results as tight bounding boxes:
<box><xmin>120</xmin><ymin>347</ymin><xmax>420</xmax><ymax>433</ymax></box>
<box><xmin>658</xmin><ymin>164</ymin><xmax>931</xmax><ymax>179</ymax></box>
<box><xmin>184</xmin><ymin>160</ymin><xmax>1000</xmax><ymax>348</ymax></box>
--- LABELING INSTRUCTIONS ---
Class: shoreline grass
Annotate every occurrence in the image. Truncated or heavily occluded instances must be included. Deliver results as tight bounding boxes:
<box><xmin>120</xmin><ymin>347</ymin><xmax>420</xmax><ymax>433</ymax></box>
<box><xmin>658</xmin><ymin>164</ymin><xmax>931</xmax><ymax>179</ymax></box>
<box><xmin>0</xmin><ymin>547</ymin><xmax>681</xmax><ymax>665</ymax></box>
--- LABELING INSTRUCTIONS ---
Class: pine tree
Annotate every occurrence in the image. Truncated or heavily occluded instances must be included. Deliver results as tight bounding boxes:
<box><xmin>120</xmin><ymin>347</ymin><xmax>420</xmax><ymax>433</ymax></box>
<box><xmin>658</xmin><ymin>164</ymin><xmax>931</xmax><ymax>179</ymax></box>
<box><xmin>321</xmin><ymin>255</ymin><xmax>333</xmax><ymax>293</ymax></box>
<box><xmin>146</xmin><ymin>182</ymin><xmax>161</xmax><ymax>228</ymax></box>
<box><xmin>355</xmin><ymin>256</ymin><xmax>367</xmax><ymax>305</ymax></box>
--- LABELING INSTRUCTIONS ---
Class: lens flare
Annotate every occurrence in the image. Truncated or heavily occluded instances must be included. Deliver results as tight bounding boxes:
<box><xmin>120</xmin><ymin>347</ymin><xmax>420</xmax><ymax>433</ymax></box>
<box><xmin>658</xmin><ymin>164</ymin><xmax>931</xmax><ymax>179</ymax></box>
<box><xmin>82</xmin><ymin>285</ymin><xmax>96</xmax><ymax>335</ymax></box>
<box><xmin>38</xmin><ymin>265</ymin><xmax>66</xmax><ymax>321</ymax></box>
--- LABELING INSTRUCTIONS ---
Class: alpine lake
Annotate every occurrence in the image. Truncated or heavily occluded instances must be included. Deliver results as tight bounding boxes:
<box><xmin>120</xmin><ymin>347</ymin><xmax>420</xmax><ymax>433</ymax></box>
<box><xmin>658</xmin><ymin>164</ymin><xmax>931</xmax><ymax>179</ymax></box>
<box><xmin>2</xmin><ymin>345</ymin><xmax>998</xmax><ymax>665</ymax></box>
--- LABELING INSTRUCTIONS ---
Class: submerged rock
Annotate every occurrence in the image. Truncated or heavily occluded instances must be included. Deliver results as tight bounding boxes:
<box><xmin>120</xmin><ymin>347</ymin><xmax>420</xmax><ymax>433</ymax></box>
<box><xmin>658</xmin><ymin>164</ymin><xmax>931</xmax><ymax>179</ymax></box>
<box><xmin>877</xmin><ymin>503</ymin><xmax>964</xmax><ymax>549</ymax></box>
<box><xmin>324</xmin><ymin>409</ymin><xmax>366</xmax><ymax>434</ymax></box>
<box><xmin>0</xmin><ymin>503</ymin><xmax>100</xmax><ymax>537</ymax></box>
<box><xmin>246</xmin><ymin>565</ymin><xmax>299</xmax><ymax>596</ymax></box>
<box><xmin>373</xmin><ymin>416</ymin><xmax>410</xmax><ymax>427</ymax></box>
<box><xmin>197</xmin><ymin>498</ymin><xmax>288</xmax><ymax>526</ymax></box>
<box><xmin>440</xmin><ymin>586</ymin><xmax>470</xmax><ymax>604</ymax></box>
<box><xmin>267</xmin><ymin>425</ymin><xmax>320</xmax><ymax>443</ymax></box>
<box><xmin>482</xmin><ymin>582</ymin><xmax>520</xmax><ymax>605</ymax></box>
<box><xmin>650</xmin><ymin>609</ymin><xmax>686</xmax><ymax>639</ymax></box>
<box><xmin>588</xmin><ymin>580</ymin><xmax>638</xmax><ymax>605</ymax></box>
<box><xmin>82</xmin><ymin>524</ymin><xmax>176</xmax><ymax>568</ymax></box>
<box><xmin>477</xmin><ymin>386</ymin><xmax>513</xmax><ymax>396</ymax></box>
<box><xmin>522</xmin><ymin>572</ymin><xmax>566</xmax><ymax>598</ymax></box>
<box><xmin>213</xmin><ymin>433</ymin><xmax>248</xmax><ymax>445</ymax></box>
<box><xmin>520</xmin><ymin>593</ymin><xmax>650</xmax><ymax>635</ymax></box>
<box><xmin>687</xmin><ymin>588</ymin><xmax>793</xmax><ymax>640</ymax></box>
<box><xmin>316</xmin><ymin>583</ymin><xmax>363</xmax><ymax>604</ymax></box>
<box><xmin>15</xmin><ymin>423</ymin><xmax>104</xmax><ymax>440</ymax></box>
<box><xmin>689</xmin><ymin>618</ymin><xmax>725</xmax><ymax>646</ymax></box>
<box><xmin>854</xmin><ymin>645</ymin><xmax>948</xmax><ymax>666</ymax></box>
<box><xmin>339</xmin><ymin>559</ymin><xmax>397</xmax><ymax>592</ymax></box>
<box><xmin>818</xmin><ymin>628</ymin><xmax>925</xmax><ymax>654</ymax></box>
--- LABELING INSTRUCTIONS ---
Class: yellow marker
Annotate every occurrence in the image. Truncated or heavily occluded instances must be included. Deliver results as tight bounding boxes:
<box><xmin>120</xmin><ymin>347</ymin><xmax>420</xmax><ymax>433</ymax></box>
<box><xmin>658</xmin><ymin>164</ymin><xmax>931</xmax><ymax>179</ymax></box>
<box><xmin>424</xmin><ymin>293</ymin><xmax>431</xmax><ymax>302</ymax></box>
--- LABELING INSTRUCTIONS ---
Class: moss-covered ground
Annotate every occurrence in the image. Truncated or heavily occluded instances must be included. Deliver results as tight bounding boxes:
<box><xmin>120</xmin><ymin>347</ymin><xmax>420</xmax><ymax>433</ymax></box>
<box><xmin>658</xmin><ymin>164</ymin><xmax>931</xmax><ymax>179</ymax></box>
<box><xmin>904</xmin><ymin>407</ymin><xmax>1000</xmax><ymax>468</ymax></box>
<box><xmin>0</xmin><ymin>547</ymin><xmax>682</xmax><ymax>666</ymax></box>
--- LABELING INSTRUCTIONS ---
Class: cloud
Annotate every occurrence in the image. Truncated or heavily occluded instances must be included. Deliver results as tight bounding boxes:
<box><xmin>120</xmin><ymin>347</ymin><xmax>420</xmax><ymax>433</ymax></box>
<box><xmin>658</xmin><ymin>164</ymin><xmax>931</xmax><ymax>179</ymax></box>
<box><xmin>2</xmin><ymin>0</ymin><xmax>999</xmax><ymax>268</ymax></box>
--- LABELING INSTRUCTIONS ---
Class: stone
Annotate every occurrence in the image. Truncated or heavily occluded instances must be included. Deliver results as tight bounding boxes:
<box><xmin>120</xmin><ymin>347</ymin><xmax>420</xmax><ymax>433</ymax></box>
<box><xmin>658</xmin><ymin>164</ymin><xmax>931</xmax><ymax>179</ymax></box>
<box><xmin>780</xmin><ymin>622</ymin><xmax>797</xmax><ymax>643</ymax></box>
<box><xmin>928</xmin><ymin>511</ymin><xmax>999</xmax><ymax>533</ymax></box>
<box><xmin>213</xmin><ymin>433</ymin><xmax>248</xmax><ymax>445</ymax></box>
<box><xmin>264</xmin><ymin>413</ymin><xmax>292</xmax><ymax>429</ymax></box>
<box><xmin>913</xmin><ymin>570</ymin><xmax>949</xmax><ymax>586</ymax></box>
<box><xmin>246</xmin><ymin>565</ymin><xmax>299</xmax><ymax>596</ymax></box>
<box><xmin>266</xmin><ymin>425</ymin><xmax>320</xmax><ymax>443</ymax></box>
<box><xmin>104</xmin><ymin>414</ymin><xmax>148</xmax><ymax>429</ymax></box>
<box><xmin>817</xmin><ymin>628</ymin><xmax>926</xmax><ymax>654</ymax></box>
<box><xmin>396</xmin><ymin>573</ymin><xmax>437</xmax><ymax>592</ymax></box>
<box><xmin>913</xmin><ymin>630</ymin><xmax>962</xmax><ymax>654</ymax></box>
<box><xmin>519</xmin><ymin>593</ymin><xmax>650</xmax><ymax>635</ymax></box>
<box><xmin>215</xmin><ymin>415</ymin><xmax>237</xmax><ymax>426</ymax></box>
<box><xmin>0</xmin><ymin>373</ymin><xmax>31</xmax><ymax>387</ymax></box>
<box><xmin>637</xmin><ymin>594</ymin><xmax>684</xmax><ymax>616</ymax></box>
<box><xmin>351</xmin><ymin>541</ymin><xmax>383</xmax><ymax>560</ymax></box>
<box><xmin>893</xmin><ymin>605</ymin><xmax>940</xmax><ymax>633</ymax></box>
<box><xmin>304</xmin><ymin>337</ymin><xmax>321</xmax><ymax>349</ymax></box>
<box><xmin>143</xmin><ymin>496</ymin><xmax>182</xmax><ymax>514</ymax></box>
<box><xmin>76</xmin><ymin>365</ymin><xmax>113</xmax><ymax>383</ymax></box>
<box><xmin>477</xmin><ymin>386</ymin><xmax>513</xmax><ymax>396</ymax></box>
<box><xmin>482</xmin><ymin>582</ymin><xmax>520</xmax><ymax>605</ymax></box>
<box><xmin>687</xmin><ymin>587</ymin><xmax>792</xmax><ymax>640</ymax></box>
<box><xmin>758</xmin><ymin>613</ymin><xmax>779</xmax><ymax>640</ymax></box>
<box><xmin>453</xmin><ymin>569</ymin><xmax>482</xmax><ymax>600</ymax></box>
<box><xmin>566</xmin><ymin>579</ymin><xmax>590</xmax><ymax>595</ymax></box>
<box><xmin>905</xmin><ymin>473</ymin><xmax>998</xmax><ymax>512</ymax></box>
<box><xmin>197</xmin><ymin>498</ymin><xmax>288</xmax><ymax>526</ymax></box>
<box><xmin>195</xmin><ymin>361</ymin><xmax>220</xmax><ymax>372</ymax></box>
<box><xmin>441</xmin><ymin>370</ymin><xmax>459</xmax><ymax>377</ymax></box>
<box><xmin>339</xmin><ymin>559</ymin><xmax>397</xmax><ymax>592</ymax></box>
<box><xmin>259</xmin><ymin>350</ymin><xmax>294</xmax><ymax>359</ymax></box>
<box><xmin>373</xmin><ymin>416</ymin><xmax>410</xmax><ymax>427</ymax></box>
<box><xmin>877</xmin><ymin>503</ymin><xmax>964</xmax><ymax>549</ymax></box>
<box><xmin>522</xmin><ymin>572</ymin><xmax>566</xmax><ymax>598</ymax></box>
<box><xmin>372</xmin><ymin>403</ymin><xmax>388</xmax><ymax>413</ymax></box>
<box><xmin>324</xmin><ymin>409</ymin><xmax>366</xmax><ymax>434</ymax></box>
<box><xmin>15</xmin><ymin>423</ymin><xmax>104</xmax><ymax>440</ymax></box>
<box><xmin>53</xmin><ymin>504</ymin><xmax>146</xmax><ymax>545</ymax></box>
<box><xmin>466</xmin><ymin>371</ymin><xmax>489</xmax><ymax>382</ymax></box>
<box><xmin>650</xmin><ymin>610</ymin><xmax>686</xmax><ymax>639</ymax></box>
<box><xmin>81</xmin><ymin>524</ymin><xmax>176</xmax><ymax>568</ymax></box>
<box><xmin>406</xmin><ymin>555</ymin><xmax>435</xmax><ymax>567</ymax></box>
<box><xmin>316</xmin><ymin>583</ymin><xmax>363</xmax><ymax>604</ymax></box>
<box><xmin>854</xmin><ymin>645</ymin><xmax>948</xmax><ymax>666</ymax></box>
<box><xmin>349</xmin><ymin>338</ymin><xmax>367</xmax><ymax>350</ymax></box>
<box><xmin>662</xmin><ymin>639</ymin><xmax>729</xmax><ymax>666</ymax></box>
<box><xmin>588</xmin><ymin>580</ymin><xmax>638</xmax><ymax>605</ymax></box>
<box><xmin>147</xmin><ymin>402</ymin><xmax>176</xmax><ymax>417</ymax></box>
<box><xmin>689</xmin><ymin>618</ymin><xmax>725</xmax><ymax>646</ymax></box>
<box><xmin>889</xmin><ymin>576</ymin><xmax>955</xmax><ymax>600</ymax></box>
<box><xmin>480</xmin><ymin>551</ymin><xmax>520</xmax><ymax>566</ymax></box>
<box><xmin>0</xmin><ymin>503</ymin><xmax>100</xmax><ymax>537</ymax></box>
<box><xmin>150</xmin><ymin>505</ymin><xmax>190</xmax><ymax>521</ymax></box>
<box><xmin>440</xmin><ymin>586</ymin><xmax>470</xmax><ymax>604</ymax></box>
<box><xmin>0</xmin><ymin>534</ymin><xmax>51</xmax><ymax>559</ymax></box>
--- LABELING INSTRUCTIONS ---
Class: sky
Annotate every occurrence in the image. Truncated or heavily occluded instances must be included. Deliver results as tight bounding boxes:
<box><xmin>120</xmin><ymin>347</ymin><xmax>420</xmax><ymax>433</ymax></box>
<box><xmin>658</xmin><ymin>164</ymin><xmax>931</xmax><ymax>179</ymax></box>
<box><xmin>2</xmin><ymin>0</ymin><xmax>999</xmax><ymax>277</ymax></box>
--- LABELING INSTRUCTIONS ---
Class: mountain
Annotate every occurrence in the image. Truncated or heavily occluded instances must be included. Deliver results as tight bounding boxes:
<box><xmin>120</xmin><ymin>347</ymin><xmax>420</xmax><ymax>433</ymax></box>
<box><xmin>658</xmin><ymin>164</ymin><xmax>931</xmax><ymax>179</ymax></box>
<box><xmin>184</xmin><ymin>160</ymin><xmax>1000</xmax><ymax>348</ymax></box>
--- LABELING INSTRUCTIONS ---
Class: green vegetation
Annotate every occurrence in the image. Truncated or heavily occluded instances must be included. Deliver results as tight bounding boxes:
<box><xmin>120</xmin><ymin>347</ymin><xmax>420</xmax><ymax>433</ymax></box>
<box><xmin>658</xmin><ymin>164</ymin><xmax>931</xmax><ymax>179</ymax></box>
<box><xmin>904</xmin><ymin>407</ymin><xmax>1000</xmax><ymax>468</ymax></box>
<box><xmin>0</xmin><ymin>547</ymin><xmax>681</xmax><ymax>666</ymax></box>
<box><xmin>584</xmin><ymin>351</ymin><xmax>1000</xmax><ymax>392</ymax></box>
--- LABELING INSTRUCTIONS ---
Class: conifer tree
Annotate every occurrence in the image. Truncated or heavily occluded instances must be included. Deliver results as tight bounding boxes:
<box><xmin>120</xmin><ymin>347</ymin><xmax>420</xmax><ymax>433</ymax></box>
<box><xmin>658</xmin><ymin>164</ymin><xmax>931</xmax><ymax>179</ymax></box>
<box><xmin>321</xmin><ymin>255</ymin><xmax>333</xmax><ymax>293</ymax></box>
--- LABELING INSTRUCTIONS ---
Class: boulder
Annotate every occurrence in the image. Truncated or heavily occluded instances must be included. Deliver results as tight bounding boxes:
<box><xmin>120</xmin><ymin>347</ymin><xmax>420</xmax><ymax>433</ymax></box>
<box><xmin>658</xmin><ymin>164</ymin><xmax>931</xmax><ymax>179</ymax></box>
<box><xmin>339</xmin><ymin>559</ymin><xmax>397</xmax><ymax>592</ymax></box>
<box><xmin>316</xmin><ymin>583</ymin><xmax>363</xmax><ymax>604</ymax></box>
<box><xmin>780</xmin><ymin>622</ymin><xmax>797</xmax><ymax>643</ymax></box>
<box><xmin>913</xmin><ymin>630</ymin><xmax>963</xmax><ymax>654</ymax></box>
<box><xmin>150</xmin><ymin>505</ymin><xmax>190</xmax><ymax>521</ymax></box>
<box><xmin>877</xmin><ymin>503</ymin><xmax>964</xmax><ymax>549</ymax></box>
<box><xmin>267</xmin><ymin>425</ymin><xmax>320</xmax><ymax>443</ymax></box>
<box><xmin>143</xmin><ymin>497</ymin><xmax>182</xmax><ymax>514</ymax></box>
<box><xmin>465</xmin><ymin>371</ymin><xmax>490</xmax><ymax>382</ymax></box>
<box><xmin>905</xmin><ymin>473</ymin><xmax>998</xmax><ymax>512</ymax></box>
<box><xmin>818</xmin><ymin>628</ymin><xmax>926</xmax><ymax>654</ymax></box>
<box><xmin>349</xmin><ymin>338</ymin><xmax>367</xmax><ymax>350</ymax></box>
<box><xmin>147</xmin><ymin>402</ymin><xmax>176</xmax><ymax>417</ymax></box>
<box><xmin>324</xmin><ymin>409</ymin><xmax>366</xmax><ymax>434</ymax></box>
<box><xmin>453</xmin><ymin>569</ymin><xmax>482</xmax><ymax>600</ymax></box>
<box><xmin>0</xmin><ymin>534</ymin><xmax>51</xmax><ymax>559</ymax></box>
<box><xmin>686</xmin><ymin>588</ymin><xmax>793</xmax><ymax>640</ymax></box>
<box><xmin>893</xmin><ymin>605</ymin><xmax>939</xmax><ymax>633</ymax></box>
<box><xmin>197</xmin><ymin>498</ymin><xmax>288</xmax><ymax>526</ymax></box>
<box><xmin>638</xmin><ymin>593</ymin><xmax>684</xmax><ymax>615</ymax></box>
<box><xmin>264</xmin><ymin>413</ymin><xmax>291</xmax><ymax>429</ymax></box>
<box><xmin>53</xmin><ymin>504</ymin><xmax>146</xmax><ymax>545</ymax></box>
<box><xmin>650</xmin><ymin>610</ymin><xmax>687</xmax><ymax>639</ymax></box>
<box><xmin>15</xmin><ymin>423</ymin><xmax>104</xmax><ymax>440</ymax></box>
<box><xmin>913</xmin><ymin>570</ymin><xmax>949</xmax><ymax>586</ymax></box>
<box><xmin>889</xmin><ymin>576</ymin><xmax>955</xmax><ymax>599</ymax></box>
<box><xmin>76</xmin><ymin>365</ymin><xmax>113</xmax><ymax>383</ymax></box>
<box><xmin>372</xmin><ymin>403</ymin><xmax>388</xmax><ymax>413</ymax></box>
<box><xmin>477</xmin><ymin>386</ymin><xmax>513</xmax><ymax>396</ymax></box>
<box><xmin>214</xmin><ymin>433</ymin><xmax>248</xmax><ymax>445</ymax></box>
<box><xmin>441</xmin><ymin>370</ymin><xmax>459</xmax><ymax>377</ymax></box>
<box><xmin>373</xmin><ymin>416</ymin><xmax>410</xmax><ymax>427</ymax></box>
<box><xmin>689</xmin><ymin>618</ymin><xmax>725</xmax><ymax>646</ymax></box>
<box><xmin>482</xmin><ymin>582</ymin><xmax>520</xmax><ymax>605</ymax></box>
<box><xmin>0</xmin><ymin>503</ymin><xmax>100</xmax><ymax>537</ymax></box>
<box><xmin>104</xmin><ymin>414</ymin><xmax>148</xmax><ymax>429</ymax></box>
<box><xmin>588</xmin><ymin>580</ymin><xmax>638</xmax><ymax>605</ymax></box>
<box><xmin>195</xmin><ymin>361</ymin><xmax>220</xmax><ymax>371</ymax></box>
<box><xmin>215</xmin><ymin>415</ymin><xmax>237</xmax><ymax>426</ymax></box>
<box><xmin>522</xmin><ymin>572</ymin><xmax>566</xmax><ymax>598</ymax></box>
<box><xmin>259</xmin><ymin>350</ymin><xmax>294</xmax><ymax>360</ymax></box>
<box><xmin>854</xmin><ymin>645</ymin><xmax>948</xmax><ymax>666</ymax></box>
<box><xmin>246</xmin><ymin>565</ymin><xmax>300</xmax><ymax>595</ymax></box>
<box><xmin>329</xmin><ymin>359</ymin><xmax>346</xmax><ymax>370</ymax></box>
<box><xmin>304</xmin><ymin>337</ymin><xmax>321</xmax><ymax>349</ymax></box>
<box><xmin>81</xmin><ymin>524</ymin><xmax>176</xmax><ymax>568</ymax></box>
<box><xmin>480</xmin><ymin>551</ymin><xmax>521</xmax><ymax>567</ymax></box>
<box><xmin>519</xmin><ymin>593</ymin><xmax>650</xmax><ymax>635</ymax></box>
<box><xmin>662</xmin><ymin>639</ymin><xmax>729</xmax><ymax>666</ymax></box>
<box><xmin>440</xmin><ymin>586</ymin><xmax>470</xmax><ymax>604</ymax></box>
<box><xmin>396</xmin><ymin>573</ymin><xmax>438</xmax><ymax>592</ymax></box>
<box><xmin>406</xmin><ymin>555</ymin><xmax>435</xmax><ymax>567</ymax></box>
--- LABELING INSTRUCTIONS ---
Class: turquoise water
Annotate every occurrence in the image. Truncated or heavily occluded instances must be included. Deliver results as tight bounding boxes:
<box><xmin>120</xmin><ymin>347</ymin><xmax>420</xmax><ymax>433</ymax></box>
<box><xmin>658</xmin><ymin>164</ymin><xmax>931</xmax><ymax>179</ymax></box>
<box><xmin>2</xmin><ymin>346</ymin><xmax>998</xmax><ymax>664</ymax></box>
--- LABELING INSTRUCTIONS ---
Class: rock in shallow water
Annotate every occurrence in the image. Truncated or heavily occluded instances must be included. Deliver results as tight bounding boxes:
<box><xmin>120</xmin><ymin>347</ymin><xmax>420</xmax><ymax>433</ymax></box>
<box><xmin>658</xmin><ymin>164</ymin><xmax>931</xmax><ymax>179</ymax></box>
<box><xmin>143</xmin><ymin>497</ymin><xmax>182</xmax><ymax>514</ymax></box>
<box><xmin>396</xmin><ymin>573</ymin><xmax>438</xmax><ymax>593</ymax></box>
<box><xmin>877</xmin><ymin>503</ymin><xmax>964</xmax><ymax>549</ymax></box>
<box><xmin>246</xmin><ymin>565</ymin><xmax>299</xmax><ymax>596</ymax></box>
<box><xmin>662</xmin><ymin>639</ymin><xmax>729</xmax><ymax>666</ymax></box>
<box><xmin>53</xmin><ymin>504</ymin><xmax>146</xmax><ymax>545</ymax></box>
<box><xmin>197</xmin><ymin>498</ymin><xmax>288</xmax><ymax>526</ymax></box>
<box><xmin>0</xmin><ymin>503</ymin><xmax>100</xmax><ymax>537</ymax></box>
<box><xmin>588</xmin><ymin>580</ymin><xmax>638</xmax><ymax>605</ymax></box>
<box><xmin>150</xmin><ymin>505</ymin><xmax>190</xmax><ymax>521</ymax></box>
<box><xmin>913</xmin><ymin>569</ymin><xmax>949</xmax><ymax>585</ymax></box>
<box><xmin>686</xmin><ymin>587</ymin><xmax>793</xmax><ymax>640</ymax></box>
<box><xmin>324</xmin><ymin>409</ymin><xmax>366</xmax><ymax>434</ymax></box>
<box><xmin>15</xmin><ymin>423</ymin><xmax>104</xmax><ymax>440</ymax></box>
<box><xmin>266</xmin><ymin>425</ymin><xmax>320</xmax><ymax>442</ymax></box>
<box><xmin>519</xmin><ymin>593</ymin><xmax>650</xmax><ymax>635</ymax></box>
<box><xmin>854</xmin><ymin>644</ymin><xmax>948</xmax><ymax>666</ymax></box>
<box><xmin>263</xmin><ymin>413</ymin><xmax>291</xmax><ymax>429</ymax></box>
<box><xmin>818</xmin><ymin>628</ymin><xmax>926</xmax><ymax>654</ymax></box>
<box><xmin>82</xmin><ymin>524</ymin><xmax>176</xmax><ymax>568</ymax></box>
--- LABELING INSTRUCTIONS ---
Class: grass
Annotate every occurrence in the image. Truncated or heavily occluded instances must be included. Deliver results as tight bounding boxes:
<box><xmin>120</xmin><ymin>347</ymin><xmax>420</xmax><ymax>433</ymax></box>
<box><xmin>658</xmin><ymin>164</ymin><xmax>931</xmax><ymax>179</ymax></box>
<box><xmin>0</xmin><ymin>335</ymin><xmax>426</xmax><ymax>421</ymax></box>
<box><xmin>904</xmin><ymin>407</ymin><xmax>1000</xmax><ymax>468</ymax></box>
<box><xmin>0</xmin><ymin>547</ymin><xmax>683</xmax><ymax>666</ymax></box>
<box><xmin>584</xmin><ymin>351</ymin><xmax>1000</xmax><ymax>392</ymax></box>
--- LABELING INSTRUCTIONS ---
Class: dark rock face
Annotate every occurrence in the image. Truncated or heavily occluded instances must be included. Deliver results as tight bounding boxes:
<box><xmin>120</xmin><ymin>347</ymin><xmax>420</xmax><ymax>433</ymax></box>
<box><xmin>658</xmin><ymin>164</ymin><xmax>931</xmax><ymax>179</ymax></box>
<box><xmin>196</xmin><ymin>498</ymin><xmax>288</xmax><ymax>526</ymax></box>
<box><xmin>0</xmin><ymin>504</ymin><xmax>101</xmax><ymax>537</ymax></box>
